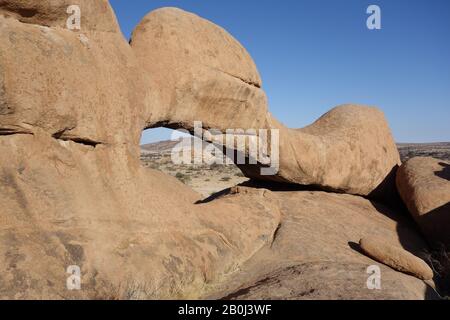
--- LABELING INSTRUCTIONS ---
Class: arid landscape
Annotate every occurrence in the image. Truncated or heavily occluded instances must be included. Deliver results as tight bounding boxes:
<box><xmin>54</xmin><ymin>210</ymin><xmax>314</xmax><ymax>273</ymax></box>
<box><xmin>0</xmin><ymin>1</ymin><xmax>449</xmax><ymax>302</ymax></box>
<box><xmin>141</xmin><ymin>140</ymin><xmax>248</xmax><ymax>198</ymax></box>
<box><xmin>143</xmin><ymin>140</ymin><xmax>450</xmax><ymax>197</ymax></box>
<box><xmin>398</xmin><ymin>143</ymin><xmax>450</xmax><ymax>163</ymax></box>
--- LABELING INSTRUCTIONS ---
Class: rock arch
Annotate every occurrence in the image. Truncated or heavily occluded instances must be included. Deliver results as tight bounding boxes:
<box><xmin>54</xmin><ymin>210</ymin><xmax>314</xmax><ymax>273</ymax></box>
<box><xmin>131</xmin><ymin>7</ymin><xmax>401</xmax><ymax>198</ymax></box>
<box><xmin>0</xmin><ymin>2</ymin><xmax>433</xmax><ymax>299</ymax></box>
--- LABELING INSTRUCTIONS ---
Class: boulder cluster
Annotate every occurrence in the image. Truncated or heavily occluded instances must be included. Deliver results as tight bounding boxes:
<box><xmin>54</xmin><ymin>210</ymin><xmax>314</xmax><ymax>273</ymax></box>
<box><xmin>0</xmin><ymin>1</ymin><xmax>448</xmax><ymax>299</ymax></box>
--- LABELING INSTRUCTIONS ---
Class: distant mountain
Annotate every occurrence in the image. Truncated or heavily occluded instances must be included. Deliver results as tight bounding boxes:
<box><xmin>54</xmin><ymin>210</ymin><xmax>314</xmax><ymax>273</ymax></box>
<box><xmin>141</xmin><ymin>138</ymin><xmax>219</xmax><ymax>155</ymax></box>
<box><xmin>397</xmin><ymin>142</ymin><xmax>450</xmax><ymax>147</ymax></box>
<box><xmin>141</xmin><ymin>139</ymin><xmax>182</xmax><ymax>155</ymax></box>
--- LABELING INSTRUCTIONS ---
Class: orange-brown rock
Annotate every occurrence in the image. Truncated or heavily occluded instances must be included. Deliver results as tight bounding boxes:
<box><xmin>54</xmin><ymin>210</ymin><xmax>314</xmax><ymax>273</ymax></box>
<box><xmin>396</xmin><ymin>157</ymin><xmax>450</xmax><ymax>247</ymax></box>
<box><xmin>206</xmin><ymin>188</ymin><xmax>434</xmax><ymax>300</ymax></box>
<box><xmin>131</xmin><ymin>7</ymin><xmax>401</xmax><ymax>197</ymax></box>
<box><xmin>0</xmin><ymin>0</ymin><xmax>118</xmax><ymax>32</ymax></box>
<box><xmin>359</xmin><ymin>237</ymin><xmax>433</xmax><ymax>280</ymax></box>
<box><xmin>0</xmin><ymin>2</ymin><xmax>434</xmax><ymax>300</ymax></box>
<box><xmin>0</xmin><ymin>0</ymin><xmax>284</xmax><ymax>299</ymax></box>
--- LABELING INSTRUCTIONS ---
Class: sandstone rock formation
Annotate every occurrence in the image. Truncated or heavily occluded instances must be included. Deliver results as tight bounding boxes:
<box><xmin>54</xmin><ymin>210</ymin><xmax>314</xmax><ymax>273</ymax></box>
<box><xmin>0</xmin><ymin>0</ymin><xmax>281</xmax><ymax>299</ymax></box>
<box><xmin>397</xmin><ymin>157</ymin><xmax>450</xmax><ymax>247</ymax></box>
<box><xmin>0</xmin><ymin>0</ymin><xmax>152</xmax><ymax>148</ymax></box>
<box><xmin>205</xmin><ymin>187</ymin><xmax>435</xmax><ymax>299</ymax></box>
<box><xmin>0</xmin><ymin>1</ymin><xmax>439</xmax><ymax>300</ymax></box>
<box><xmin>359</xmin><ymin>237</ymin><xmax>433</xmax><ymax>280</ymax></box>
<box><xmin>0</xmin><ymin>0</ymin><xmax>118</xmax><ymax>31</ymax></box>
<box><xmin>130</xmin><ymin>7</ymin><xmax>265</xmax><ymax>132</ymax></box>
<box><xmin>131</xmin><ymin>7</ymin><xmax>401</xmax><ymax>198</ymax></box>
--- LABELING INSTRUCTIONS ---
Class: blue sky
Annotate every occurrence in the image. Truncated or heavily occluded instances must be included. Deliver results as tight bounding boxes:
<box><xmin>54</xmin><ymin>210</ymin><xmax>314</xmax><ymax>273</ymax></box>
<box><xmin>109</xmin><ymin>0</ymin><xmax>450</xmax><ymax>143</ymax></box>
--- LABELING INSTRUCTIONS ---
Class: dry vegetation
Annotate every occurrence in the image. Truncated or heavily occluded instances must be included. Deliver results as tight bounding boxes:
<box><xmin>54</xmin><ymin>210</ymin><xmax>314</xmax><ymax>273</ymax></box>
<box><xmin>424</xmin><ymin>244</ymin><xmax>450</xmax><ymax>298</ymax></box>
<box><xmin>140</xmin><ymin>149</ymin><xmax>248</xmax><ymax>198</ymax></box>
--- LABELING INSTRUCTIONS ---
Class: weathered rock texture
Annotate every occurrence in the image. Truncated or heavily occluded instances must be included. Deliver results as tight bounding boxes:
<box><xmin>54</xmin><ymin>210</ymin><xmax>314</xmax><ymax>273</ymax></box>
<box><xmin>131</xmin><ymin>7</ymin><xmax>401</xmax><ymax>197</ymax></box>
<box><xmin>0</xmin><ymin>0</ymin><xmax>153</xmax><ymax>148</ymax></box>
<box><xmin>0</xmin><ymin>0</ymin><xmax>281</xmax><ymax>299</ymax></box>
<box><xmin>0</xmin><ymin>2</ymin><xmax>436</xmax><ymax>300</ymax></box>
<box><xmin>359</xmin><ymin>237</ymin><xmax>433</xmax><ymax>280</ymax></box>
<box><xmin>396</xmin><ymin>157</ymin><xmax>450</xmax><ymax>247</ymax></box>
<box><xmin>131</xmin><ymin>7</ymin><xmax>265</xmax><ymax>131</ymax></box>
<box><xmin>0</xmin><ymin>0</ymin><xmax>118</xmax><ymax>31</ymax></box>
<box><xmin>205</xmin><ymin>186</ymin><xmax>435</xmax><ymax>300</ymax></box>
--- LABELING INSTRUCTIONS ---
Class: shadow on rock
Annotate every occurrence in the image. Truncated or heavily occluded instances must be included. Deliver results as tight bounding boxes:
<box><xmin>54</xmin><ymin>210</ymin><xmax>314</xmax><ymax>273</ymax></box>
<box><xmin>436</xmin><ymin>162</ymin><xmax>450</xmax><ymax>181</ymax></box>
<box><xmin>417</xmin><ymin>202</ymin><xmax>450</xmax><ymax>248</ymax></box>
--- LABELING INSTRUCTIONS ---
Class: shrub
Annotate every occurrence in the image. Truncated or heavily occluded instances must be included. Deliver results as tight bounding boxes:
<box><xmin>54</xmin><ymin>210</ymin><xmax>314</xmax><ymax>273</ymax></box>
<box><xmin>210</xmin><ymin>163</ymin><xmax>223</xmax><ymax>170</ymax></box>
<box><xmin>424</xmin><ymin>243</ymin><xmax>450</xmax><ymax>298</ymax></box>
<box><xmin>175</xmin><ymin>172</ymin><xmax>191</xmax><ymax>184</ymax></box>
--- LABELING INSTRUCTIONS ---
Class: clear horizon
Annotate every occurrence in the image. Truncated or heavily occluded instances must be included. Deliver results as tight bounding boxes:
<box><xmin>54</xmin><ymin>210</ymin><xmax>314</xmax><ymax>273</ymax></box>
<box><xmin>109</xmin><ymin>0</ymin><xmax>450</xmax><ymax>144</ymax></box>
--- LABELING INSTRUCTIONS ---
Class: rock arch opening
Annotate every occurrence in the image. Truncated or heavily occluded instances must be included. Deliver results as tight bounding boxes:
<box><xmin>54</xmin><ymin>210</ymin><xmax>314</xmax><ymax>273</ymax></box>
<box><xmin>139</xmin><ymin>127</ymin><xmax>248</xmax><ymax>198</ymax></box>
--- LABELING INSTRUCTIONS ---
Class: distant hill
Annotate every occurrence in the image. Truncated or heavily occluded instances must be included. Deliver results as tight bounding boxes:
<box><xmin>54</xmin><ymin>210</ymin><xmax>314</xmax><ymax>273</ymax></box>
<box><xmin>397</xmin><ymin>142</ymin><xmax>450</xmax><ymax>162</ymax></box>
<box><xmin>141</xmin><ymin>138</ymin><xmax>220</xmax><ymax>155</ymax></box>
<box><xmin>140</xmin><ymin>139</ymin><xmax>247</xmax><ymax>198</ymax></box>
<box><xmin>141</xmin><ymin>140</ymin><xmax>181</xmax><ymax>155</ymax></box>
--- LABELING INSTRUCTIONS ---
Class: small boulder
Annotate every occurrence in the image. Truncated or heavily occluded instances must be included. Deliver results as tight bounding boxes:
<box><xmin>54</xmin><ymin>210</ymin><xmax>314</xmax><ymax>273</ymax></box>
<box><xmin>359</xmin><ymin>237</ymin><xmax>433</xmax><ymax>280</ymax></box>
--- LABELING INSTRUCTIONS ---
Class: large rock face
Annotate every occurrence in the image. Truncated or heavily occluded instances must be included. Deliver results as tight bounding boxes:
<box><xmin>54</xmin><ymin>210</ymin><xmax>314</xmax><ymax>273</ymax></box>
<box><xmin>269</xmin><ymin>105</ymin><xmax>400</xmax><ymax>197</ymax></box>
<box><xmin>205</xmin><ymin>187</ymin><xmax>435</xmax><ymax>300</ymax></box>
<box><xmin>0</xmin><ymin>0</ymin><xmax>153</xmax><ymax>148</ymax></box>
<box><xmin>397</xmin><ymin>157</ymin><xmax>450</xmax><ymax>247</ymax></box>
<box><xmin>0</xmin><ymin>0</ymin><xmax>118</xmax><ymax>31</ymax></box>
<box><xmin>131</xmin><ymin>7</ymin><xmax>267</xmax><ymax>132</ymax></box>
<box><xmin>0</xmin><ymin>2</ymin><xmax>436</xmax><ymax>300</ymax></box>
<box><xmin>0</xmin><ymin>134</ymin><xmax>281</xmax><ymax>298</ymax></box>
<box><xmin>131</xmin><ymin>7</ymin><xmax>401</xmax><ymax>198</ymax></box>
<box><xmin>0</xmin><ymin>0</ymin><xmax>281</xmax><ymax>299</ymax></box>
